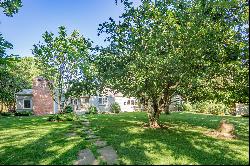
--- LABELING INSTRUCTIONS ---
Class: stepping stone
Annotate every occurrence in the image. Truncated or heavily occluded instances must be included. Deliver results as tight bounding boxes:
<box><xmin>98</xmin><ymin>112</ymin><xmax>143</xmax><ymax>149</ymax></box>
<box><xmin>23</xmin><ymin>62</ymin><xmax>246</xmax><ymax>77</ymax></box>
<box><xmin>82</xmin><ymin>119</ymin><xmax>89</xmax><ymax>122</ymax></box>
<box><xmin>75</xmin><ymin>149</ymin><xmax>99</xmax><ymax>165</ymax></box>
<box><xmin>83</xmin><ymin>129</ymin><xmax>94</xmax><ymax>135</ymax></box>
<box><xmin>82</xmin><ymin>122</ymin><xmax>90</xmax><ymax>126</ymax></box>
<box><xmin>84</xmin><ymin>130</ymin><xmax>94</xmax><ymax>135</ymax></box>
<box><xmin>94</xmin><ymin>140</ymin><xmax>107</xmax><ymax>147</ymax></box>
<box><xmin>65</xmin><ymin>133</ymin><xmax>77</xmax><ymax>137</ymax></box>
<box><xmin>86</xmin><ymin>138</ymin><xmax>99</xmax><ymax>143</ymax></box>
<box><xmin>85</xmin><ymin>134</ymin><xmax>99</xmax><ymax>140</ymax></box>
<box><xmin>97</xmin><ymin>146</ymin><xmax>118</xmax><ymax>165</ymax></box>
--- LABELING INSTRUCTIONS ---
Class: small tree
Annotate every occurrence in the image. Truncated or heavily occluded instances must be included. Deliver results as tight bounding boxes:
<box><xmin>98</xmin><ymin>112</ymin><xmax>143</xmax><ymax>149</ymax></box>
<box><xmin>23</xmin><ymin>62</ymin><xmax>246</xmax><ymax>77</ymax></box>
<box><xmin>110</xmin><ymin>102</ymin><xmax>121</xmax><ymax>113</ymax></box>
<box><xmin>32</xmin><ymin>26</ymin><xmax>93</xmax><ymax>112</ymax></box>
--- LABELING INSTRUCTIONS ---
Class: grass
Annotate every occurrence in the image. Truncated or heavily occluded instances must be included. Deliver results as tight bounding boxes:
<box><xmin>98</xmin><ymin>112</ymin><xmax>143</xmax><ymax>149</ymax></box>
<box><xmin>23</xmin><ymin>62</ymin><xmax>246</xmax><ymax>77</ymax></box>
<box><xmin>0</xmin><ymin>112</ymin><xmax>248</xmax><ymax>165</ymax></box>
<box><xmin>0</xmin><ymin>115</ymin><xmax>86</xmax><ymax>165</ymax></box>
<box><xmin>88</xmin><ymin>112</ymin><xmax>249</xmax><ymax>165</ymax></box>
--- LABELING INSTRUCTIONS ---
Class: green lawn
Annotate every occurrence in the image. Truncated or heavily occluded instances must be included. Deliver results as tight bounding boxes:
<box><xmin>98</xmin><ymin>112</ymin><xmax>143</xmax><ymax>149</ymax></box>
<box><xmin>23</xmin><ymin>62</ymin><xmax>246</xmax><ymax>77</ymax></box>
<box><xmin>0</xmin><ymin>115</ymin><xmax>86</xmax><ymax>165</ymax></box>
<box><xmin>0</xmin><ymin>112</ymin><xmax>248</xmax><ymax>165</ymax></box>
<box><xmin>88</xmin><ymin>112</ymin><xmax>249</xmax><ymax>165</ymax></box>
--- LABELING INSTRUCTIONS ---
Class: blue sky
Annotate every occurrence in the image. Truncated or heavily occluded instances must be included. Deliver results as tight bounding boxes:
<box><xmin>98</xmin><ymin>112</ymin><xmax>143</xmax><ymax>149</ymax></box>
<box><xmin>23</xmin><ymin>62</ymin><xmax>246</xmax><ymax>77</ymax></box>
<box><xmin>0</xmin><ymin>0</ymin><xmax>140</xmax><ymax>57</ymax></box>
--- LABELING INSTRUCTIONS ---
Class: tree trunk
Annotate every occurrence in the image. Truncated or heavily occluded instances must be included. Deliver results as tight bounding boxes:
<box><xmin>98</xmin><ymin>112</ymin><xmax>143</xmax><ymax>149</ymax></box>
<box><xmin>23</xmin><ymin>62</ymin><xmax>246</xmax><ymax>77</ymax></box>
<box><xmin>145</xmin><ymin>97</ymin><xmax>161</xmax><ymax>128</ymax></box>
<box><xmin>148</xmin><ymin>111</ymin><xmax>161</xmax><ymax>128</ymax></box>
<box><xmin>0</xmin><ymin>101</ymin><xmax>2</xmax><ymax>112</ymax></box>
<box><xmin>162</xmin><ymin>86</ymin><xmax>171</xmax><ymax>115</ymax></box>
<box><xmin>58</xmin><ymin>94</ymin><xmax>62</xmax><ymax>113</ymax></box>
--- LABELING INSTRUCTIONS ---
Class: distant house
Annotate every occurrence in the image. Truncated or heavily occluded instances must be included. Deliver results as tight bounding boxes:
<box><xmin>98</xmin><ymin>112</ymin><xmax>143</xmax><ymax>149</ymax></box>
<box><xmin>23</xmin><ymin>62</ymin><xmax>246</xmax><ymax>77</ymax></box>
<box><xmin>67</xmin><ymin>91</ymin><xmax>140</xmax><ymax>113</ymax></box>
<box><xmin>16</xmin><ymin>89</ymin><xmax>33</xmax><ymax>112</ymax></box>
<box><xmin>235</xmin><ymin>103</ymin><xmax>249</xmax><ymax>116</ymax></box>
<box><xmin>16</xmin><ymin>77</ymin><xmax>56</xmax><ymax>115</ymax></box>
<box><xmin>15</xmin><ymin>77</ymin><xmax>140</xmax><ymax>115</ymax></box>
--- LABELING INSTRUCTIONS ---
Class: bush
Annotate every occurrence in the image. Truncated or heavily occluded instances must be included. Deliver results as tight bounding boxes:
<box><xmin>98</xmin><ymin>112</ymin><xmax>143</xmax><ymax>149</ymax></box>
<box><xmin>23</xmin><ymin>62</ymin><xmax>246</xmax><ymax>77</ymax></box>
<box><xmin>64</xmin><ymin>105</ymin><xmax>73</xmax><ymax>113</ymax></box>
<box><xmin>88</xmin><ymin>106</ymin><xmax>98</xmax><ymax>114</ymax></box>
<box><xmin>193</xmin><ymin>101</ymin><xmax>227</xmax><ymax>115</ymax></box>
<box><xmin>182</xmin><ymin>102</ymin><xmax>193</xmax><ymax>112</ymax></box>
<box><xmin>110</xmin><ymin>102</ymin><xmax>121</xmax><ymax>113</ymax></box>
<box><xmin>15</xmin><ymin>111</ymin><xmax>33</xmax><ymax>116</ymax></box>
<box><xmin>0</xmin><ymin>112</ymin><xmax>13</xmax><ymax>116</ymax></box>
<box><xmin>47</xmin><ymin>113</ymin><xmax>79</xmax><ymax>122</ymax></box>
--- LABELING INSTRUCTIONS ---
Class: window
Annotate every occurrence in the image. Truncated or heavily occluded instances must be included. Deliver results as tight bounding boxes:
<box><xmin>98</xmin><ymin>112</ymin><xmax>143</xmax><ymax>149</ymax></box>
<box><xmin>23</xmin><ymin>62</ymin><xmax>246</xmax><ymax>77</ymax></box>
<box><xmin>127</xmin><ymin>99</ymin><xmax>138</xmax><ymax>106</ymax></box>
<box><xmin>81</xmin><ymin>98</ymin><xmax>89</xmax><ymax>103</ymax></box>
<box><xmin>74</xmin><ymin>99</ymin><xmax>78</xmax><ymax>105</ymax></box>
<box><xmin>98</xmin><ymin>96</ymin><xmax>108</xmax><ymax>105</ymax></box>
<box><xmin>23</xmin><ymin>100</ymin><xmax>31</xmax><ymax>109</ymax></box>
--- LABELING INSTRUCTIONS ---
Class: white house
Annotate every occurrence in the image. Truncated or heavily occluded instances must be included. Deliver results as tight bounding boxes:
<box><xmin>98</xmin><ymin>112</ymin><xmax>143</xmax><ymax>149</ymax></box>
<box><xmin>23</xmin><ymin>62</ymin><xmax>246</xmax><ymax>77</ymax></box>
<box><xmin>68</xmin><ymin>89</ymin><xmax>140</xmax><ymax>113</ymax></box>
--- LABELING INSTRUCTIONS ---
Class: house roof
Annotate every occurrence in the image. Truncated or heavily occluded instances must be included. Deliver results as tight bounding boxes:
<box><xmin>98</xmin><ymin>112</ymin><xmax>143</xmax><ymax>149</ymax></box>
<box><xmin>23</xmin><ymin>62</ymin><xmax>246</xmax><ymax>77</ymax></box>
<box><xmin>16</xmin><ymin>89</ymin><xmax>33</xmax><ymax>95</ymax></box>
<box><xmin>114</xmin><ymin>92</ymin><xmax>124</xmax><ymax>97</ymax></box>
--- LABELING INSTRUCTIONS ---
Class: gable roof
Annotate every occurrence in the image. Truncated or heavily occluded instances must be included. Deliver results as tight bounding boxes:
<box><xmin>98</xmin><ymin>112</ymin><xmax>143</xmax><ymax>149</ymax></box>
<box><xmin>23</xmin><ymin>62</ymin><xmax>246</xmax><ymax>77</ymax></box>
<box><xmin>16</xmin><ymin>89</ymin><xmax>33</xmax><ymax>95</ymax></box>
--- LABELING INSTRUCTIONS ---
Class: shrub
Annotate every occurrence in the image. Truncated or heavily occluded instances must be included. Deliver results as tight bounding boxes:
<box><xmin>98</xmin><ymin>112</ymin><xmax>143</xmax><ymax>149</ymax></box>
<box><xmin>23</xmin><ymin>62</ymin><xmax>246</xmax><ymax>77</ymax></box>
<box><xmin>15</xmin><ymin>111</ymin><xmax>33</xmax><ymax>116</ymax></box>
<box><xmin>47</xmin><ymin>113</ymin><xmax>79</xmax><ymax>122</ymax></box>
<box><xmin>88</xmin><ymin>106</ymin><xmax>98</xmax><ymax>114</ymax></box>
<box><xmin>64</xmin><ymin>105</ymin><xmax>73</xmax><ymax>113</ymax></box>
<box><xmin>193</xmin><ymin>100</ymin><xmax>227</xmax><ymax>115</ymax></box>
<box><xmin>110</xmin><ymin>102</ymin><xmax>121</xmax><ymax>113</ymax></box>
<box><xmin>182</xmin><ymin>102</ymin><xmax>193</xmax><ymax>112</ymax></box>
<box><xmin>0</xmin><ymin>112</ymin><xmax>13</xmax><ymax>116</ymax></box>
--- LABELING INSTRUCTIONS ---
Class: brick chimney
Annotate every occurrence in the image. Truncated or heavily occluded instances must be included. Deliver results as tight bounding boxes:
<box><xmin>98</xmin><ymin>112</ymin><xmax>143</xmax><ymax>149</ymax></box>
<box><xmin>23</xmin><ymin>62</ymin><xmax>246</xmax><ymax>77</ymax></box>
<box><xmin>32</xmin><ymin>76</ymin><xmax>54</xmax><ymax>115</ymax></box>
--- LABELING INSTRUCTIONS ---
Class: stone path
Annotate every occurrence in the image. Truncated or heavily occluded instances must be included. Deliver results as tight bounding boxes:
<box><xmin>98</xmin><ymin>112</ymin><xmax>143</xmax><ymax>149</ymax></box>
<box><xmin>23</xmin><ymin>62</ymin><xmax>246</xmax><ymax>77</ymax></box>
<box><xmin>75</xmin><ymin>116</ymin><xmax>118</xmax><ymax>165</ymax></box>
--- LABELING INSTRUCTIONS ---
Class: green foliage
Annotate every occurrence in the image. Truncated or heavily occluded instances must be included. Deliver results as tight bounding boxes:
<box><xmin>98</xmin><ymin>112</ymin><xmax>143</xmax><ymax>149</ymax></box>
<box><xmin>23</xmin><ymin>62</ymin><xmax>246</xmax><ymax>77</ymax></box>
<box><xmin>47</xmin><ymin>113</ymin><xmax>79</xmax><ymax>122</ymax></box>
<box><xmin>110</xmin><ymin>102</ymin><xmax>121</xmax><ymax>113</ymax></box>
<box><xmin>0</xmin><ymin>0</ymin><xmax>22</xmax><ymax>17</ymax></box>
<box><xmin>97</xmin><ymin>0</ymin><xmax>249</xmax><ymax>122</ymax></box>
<box><xmin>0</xmin><ymin>112</ymin><xmax>13</xmax><ymax>116</ymax></box>
<box><xmin>88</xmin><ymin>106</ymin><xmax>98</xmax><ymax>114</ymax></box>
<box><xmin>32</xmin><ymin>26</ymin><xmax>96</xmax><ymax>112</ymax></box>
<box><xmin>64</xmin><ymin>105</ymin><xmax>73</xmax><ymax>113</ymax></box>
<box><xmin>182</xmin><ymin>102</ymin><xmax>193</xmax><ymax>112</ymax></box>
<box><xmin>193</xmin><ymin>101</ymin><xmax>228</xmax><ymax>115</ymax></box>
<box><xmin>15</xmin><ymin>110</ymin><xmax>33</xmax><ymax>116</ymax></box>
<box><xmin>13</xmin><ymin>57</ymin><xmax>41</xmax><ymax>88</ymax></box>
<box><xmin>0</xmin><ymin>1</ymin><xmax>28</xmax><ymax>112</ymax></box>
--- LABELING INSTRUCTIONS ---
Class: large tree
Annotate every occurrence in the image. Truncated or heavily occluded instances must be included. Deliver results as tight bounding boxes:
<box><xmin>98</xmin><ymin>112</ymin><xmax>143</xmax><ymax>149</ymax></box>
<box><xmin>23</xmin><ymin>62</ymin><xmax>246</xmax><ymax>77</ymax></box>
<box><xmin>32</xmin><ymin>26</ymin><xmax>95</xmax><ymax>112</ymax></box>
<box><xmin>97</xmin><ymin>0</ymin><xmax>249</xmax><ymax>127</ymax></box>
<box><xmin>0</xmin><ymin>0</ymin><xmax>24</xmax><ymax>112</ymax></box>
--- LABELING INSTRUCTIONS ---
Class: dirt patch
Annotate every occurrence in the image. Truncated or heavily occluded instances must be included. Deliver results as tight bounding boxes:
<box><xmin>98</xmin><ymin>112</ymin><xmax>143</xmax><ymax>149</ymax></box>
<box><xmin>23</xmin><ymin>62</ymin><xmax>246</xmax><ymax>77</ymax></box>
<box><xmin>141</xmin><ymin>123</ymin><xmax>170</xmax><ymax>129</ymax></box>
<box><xmin>204</xmin><ymin>130</ymin><xmax>237</xmax><ymax>140</ymax></box>
<box><xmin>205</xmin><ymin>119</ymin><xmax>237</xmax><ymax>140</ymax></box>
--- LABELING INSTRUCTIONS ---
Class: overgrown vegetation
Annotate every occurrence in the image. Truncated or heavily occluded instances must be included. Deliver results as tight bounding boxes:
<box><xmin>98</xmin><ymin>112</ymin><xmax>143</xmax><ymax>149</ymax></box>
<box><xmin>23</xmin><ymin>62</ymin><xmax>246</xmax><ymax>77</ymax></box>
<box><xmin>181</xmin><ymin>100</ymin><xmax>231</xmax><ymax>115</ymax></box>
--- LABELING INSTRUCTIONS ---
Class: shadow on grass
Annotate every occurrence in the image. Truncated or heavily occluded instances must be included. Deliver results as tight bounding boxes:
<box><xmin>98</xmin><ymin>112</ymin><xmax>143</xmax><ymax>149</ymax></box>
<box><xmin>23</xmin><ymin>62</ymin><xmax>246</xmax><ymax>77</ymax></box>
<box><xmin>0</xmin><ymin>116</ymin><xmax>86</xmax><ymax>165</ymax></box>
<box><xmin>88</xmin><ymin>112</ymin><xmax>249</xmax><ymax>165</ymax></box>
